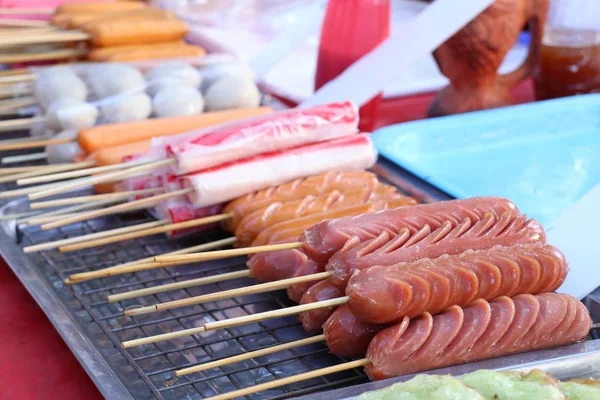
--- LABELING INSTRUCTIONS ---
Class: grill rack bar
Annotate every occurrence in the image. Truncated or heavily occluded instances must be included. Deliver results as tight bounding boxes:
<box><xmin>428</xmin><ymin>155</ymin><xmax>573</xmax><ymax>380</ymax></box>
<box><xmin>17</xmin><ymin>211</ymin><xmax>370</xmax><ymax>400</ymax></box>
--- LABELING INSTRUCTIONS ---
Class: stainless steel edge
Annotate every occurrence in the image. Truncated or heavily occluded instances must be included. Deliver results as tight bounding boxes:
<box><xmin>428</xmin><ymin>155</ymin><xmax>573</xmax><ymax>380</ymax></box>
<box><xmin>0</xmin><ymin>200</ymin><xmax>133</xmax><ymax>400</ymax></box>
<box><xmin>295</xmin><ymin>339</ymin><xmax>600</xmax><ymax>400</ymax></box>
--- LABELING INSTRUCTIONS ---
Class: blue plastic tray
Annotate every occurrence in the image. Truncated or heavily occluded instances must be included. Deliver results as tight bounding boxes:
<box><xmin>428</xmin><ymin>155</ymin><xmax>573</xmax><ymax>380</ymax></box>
<box><xmin>373</xmin><ymin>94</ymin><xmax>600</xmax><ymax>225</ymax></box>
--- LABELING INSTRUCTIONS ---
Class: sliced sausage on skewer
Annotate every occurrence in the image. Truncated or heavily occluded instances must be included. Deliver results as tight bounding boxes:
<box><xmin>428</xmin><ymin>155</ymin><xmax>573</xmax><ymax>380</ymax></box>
<box><xmin>197</xmin><ymin>293</ymin><xmax>591</xmax><ymax>400</ymax></box>
<box><xmin>298</xmin><ymin>214</ymin><xmax>545</xmax><ymax>329</ymax></box>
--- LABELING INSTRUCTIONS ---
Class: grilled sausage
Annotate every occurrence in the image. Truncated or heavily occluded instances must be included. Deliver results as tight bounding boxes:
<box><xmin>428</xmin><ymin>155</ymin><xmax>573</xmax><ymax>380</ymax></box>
<box><xmin>298</xmin><ymin>280</ymin><xmax>344</xmax><ymax>333</ymax></box>
<box><xmin>235</xmin><ymin>185</ymin><xmax>412</xmax><ymax>246</ymax></box>
<box><xmin>222</xmin><ymin>171</ymin><xmax>380</xmax><ymax>232</ymax></box>
<box><xmin>323</xmin><ymin>305</ymin><xmax>384</xmax><ymax>358</ymax></box>
<box><xmin>246</xmin><ymin>240</ymin><xmax>312</xmax><ymax>283</ymax></box>
<box><xmin>347</xmin><ymin>244</ymin><xmax>567</xmax><ymax>324</ymax></box>
<box><xmin>365</xmin><ymin>293</ymin><xmax>591</xmax><ymax>380</ymax></box>
<box><xmin>286</xmin><ymin>257</ymin><xmax>324</xmax><ymax>302</ymax></box>
<box><xmin>245</xmin><ymin>197</ymin><xmax>415</xmax><ymax>289</ymax></box>
<box><xmin>327</xmin><ymin>212</ymin><xmax>546</xmax><ymax>288</ymax></box>
<box><xmin>302</xmin><ymin>197</ymin><xmax>519</xmax><ymax>263</ymax></box>
<box><xmin>252</xmin><ymin>198</ymin><xmax>416</xmax><ymax>247</ymax></box>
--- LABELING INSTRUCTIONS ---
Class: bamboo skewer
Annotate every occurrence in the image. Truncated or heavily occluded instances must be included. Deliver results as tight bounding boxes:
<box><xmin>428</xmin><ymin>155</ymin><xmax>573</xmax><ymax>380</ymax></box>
<box><xmin>0</xmin><ymin>165</ymin><xmax>50</xmax><ymax>174</ymax></box>
<box><xmin>0</xmin><ymin>163</ymin><xmax>68</xmax><ymax>174</ymax></box>
<box><xmin>40</xmin><ymin>188</ymin><xmax>192</xmax><ymax>230</ymax></box>
<box><xmin>0</xmin><ymin>26</ymin><xmax>57</xmax><ymax>36</ymax></box>
<box><xmin>30</xmin><ymin>188</ymin><xmax>163</xmax><ymax>209</ymax></box>
<box><xmin>67</xmin><ymin>237</ymin><xmax>237</xmax><ymax>284</ymax></box>
<box><xmin>176</xmin><ymin>335</ymin><xmax>327</xmax><ymax>376</ymax></box>
<box><xmin>20</xmin><ymin>211</ymin><xmax>97</xmax><ymax>225</ymax></box>
<box><xmin>0</xmin><ymin>136</ymin><xmax>72</xmax><ymax>151</ymax></box>
<box><xmin>0</xmin><ymin>18</ymin><xmax>51</xmax><ymax>28</ymax></box>
<box><xmin>121</xmin><ymin>297</ymin><xmax>349</xmax><ymax>348</ymax></box>
<box><xmin>0</xmin><ymin>135</ymin><xmax>47</xmax><ymax>145</ymax></box>
<box><xmin>28</xmin><ymin>158</ymin><xmax>175</xmax><ymax>200</ymax></box>
<box><xmin>105</xmin><ymin>239</ymin><xmax>239</xmax><ymax>270</ymax></box>
<box><xmin>153</xmin><ymin>242</ymin><xmax>303</xmax><ymax>265</ymax></box>
<box><xmin>23</xmin><ymin>219</ymin><xmax>170</xmax><ymax>253</ymax></box>
<box><xmin>107</xmin><ymin>261</ymin><xmax>253</xmax><ymax>292</ymax></box>
<box><xmin>0</xmin><ymin>74</ymin><xmax>35</xmax><ymax>84</ymax></box>
<box><xmin>59</xmin><ymin>214</ymin><xmax>232</xmax><ymax>253</ymax></box>
<box><xmin>19</xmin><ymin>197</ymin><xmax>125</xmax><ymax>225</ymax></box>
<box><xmin>1</xmin><ymin>152</ymin><xmax>47</xmax><ymax>164</ymax></box>
<box><xmin>18</xmin><ymin>160</ymin><xmax>154</xmax><ymax>185</ymax></box>
<box><xmin>0</xmin><ymin>96</ymin><xmax>36</xmax><ymax>113</ymax></box>
<box><xmin>0</xmin><ymin>168</ymin><xmax>146</xmax><ymax>199</ymax></box>
<box><xmin>204</xmin><ymin>297</ymin><xmax>349</xmax><ymax>331</ymax></box>
<box><xmin>0</xmin><ymin>180</ymin><xmax>76</xmax><ymax>199</ymax></box>
<box><xmin>0</xmin><ymin>30</ymin><xmax>89</xmax><ymax>46</ymax></box>
<box><xmin>107</xmin><ymin>269</ymin><xmax>251</xmax><ymax>303</ymax></box>
<box><xmin>123</xmin><ymin>272</ymin><xmax>332</xmax><ymax>316</ymax></box>
<box><xmin>203</xmin><ymin>359</ymin><xmax>371</xmax><ymax>400</ymax></box>
<box><xmin>0</xmin><ymin>8</ymin><xmax>55</xmax><ymax>14</ymax></box>
<box><xmin>0</xmin><ymin>160</ymin><xmax>95</xmax><ymax>184</ymax></box>
<box><xmin>0</xmin><ymin>67</ymin><xmax>29</xmax><ymax>77</ymax></box>
<box><xmin>0</xmin><ymin>48</ymin><xmax>87</xmax><ymax>63</ymax></box>
<box><xmin>0</xmin><ymin>210</ymin><xmax>38</xmax><ymax>221</ymax></box>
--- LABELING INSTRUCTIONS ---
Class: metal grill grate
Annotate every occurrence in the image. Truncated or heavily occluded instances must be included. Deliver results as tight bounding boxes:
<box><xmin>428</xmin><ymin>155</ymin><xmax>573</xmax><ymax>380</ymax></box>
<box><xmin>17</xmin><ymin>211</ymin><xmax>369</xmax><ymax>400</ymax></box>
<box><xmin>4</xmin><ymin>159</ymin><xmax>599</xmax><ymax>400</ymax></box>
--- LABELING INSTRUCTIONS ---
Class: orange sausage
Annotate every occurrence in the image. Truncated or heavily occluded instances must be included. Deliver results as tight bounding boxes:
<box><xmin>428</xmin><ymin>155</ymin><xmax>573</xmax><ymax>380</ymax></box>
<box><xmin>93</xmin><ymin>140</ymin><xmax>151</xmax><ymax>167</ymax></box>
<box><xmin>83</xmin><ymin>12</ymin><xmax>188</xmax><ymax>47</ymax></box>
<box><xmin>222</xmin><ymin>171</ymin><xmax>380</xmax><ymax>232</ymax></box>
<box><xmin>88</xmin><ymin>42</ymin><xmax>205</xmax><ymax>62</ymax></box>
<box><xmin>64</xmin><ymin>8</ymin><xmax>168</xmax><ymax>29</ymax></box>
<box><xmin>234</xmin><ymin>185</ymin><xmax>411</xmax><ymax>246</ymax></box>
<box><xmin>251</xmin><ymin>198</ymin><xmax>418</xmax><ymax>247</ymax></box>
<box><xmin>252</xmin><ymin>204</ymin><xmax>385</xmax><ymax>247</ymax></box>
<box><xmin>78</xmin><ymin>107</ymin><xmax>274</xmax><ymax>154</ymax></box>
<box><xmin>55</xmin><ymin>2</ymin><xmax>147</xmax><ymax>15</ymax></box>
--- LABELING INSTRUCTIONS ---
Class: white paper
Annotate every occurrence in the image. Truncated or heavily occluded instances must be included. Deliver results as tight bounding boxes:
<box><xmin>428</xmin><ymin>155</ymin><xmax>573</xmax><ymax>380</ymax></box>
<box><xmin>300</xmin><ymin>0</ymin><xmax>495</xmax><ymax>108</ymax></box>
<box><xmin>551</xmin><ymin>184</ymin><xmax>600</xmax><ymax>300</ymax></box>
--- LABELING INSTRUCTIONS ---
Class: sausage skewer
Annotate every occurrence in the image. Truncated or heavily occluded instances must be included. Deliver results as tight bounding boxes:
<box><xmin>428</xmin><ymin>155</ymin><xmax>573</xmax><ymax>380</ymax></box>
<box><xmin>175</xmin><ymin>304</ymin><xmax>383</xmax><ymax>376</ymax></box>
<box><xmin>198</xmin><ymin>293</ymin><xmax>592</xmax><ymax>400</ymax></box>
<box><xmin>67</xmin><ymin>198</ymin><xmax>411</xmax><ymax>283</ymax></box>
<box><xmin>24</xmin><ymin>171</ymin><xmax>381</xmax><ymax>253</ymax></box>
<box><xmin>122</xmin><ymin>239</ymin><xmax>557</xmax><ymax>346</ymax></box>
<box><xmin>85</xmin><ymin>197</ymin><xmax>518</xmax><ymax>297</ymax></box>
<box><xmin>155</xmin><ymin>197</ymin><xmax>520</xmax><ymax>265</ymax></box>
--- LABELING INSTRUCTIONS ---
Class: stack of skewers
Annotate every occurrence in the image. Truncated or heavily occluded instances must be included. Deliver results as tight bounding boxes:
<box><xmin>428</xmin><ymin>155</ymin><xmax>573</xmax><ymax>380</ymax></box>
<box><xmin>0</xmin><ymin>58</ymin><xmax>261</xmax><ymax>166</ymax></box>
<box><xmin>0</xmin><ymin>2</ymin><xmax>205</xmax><ymax>64</ymax></box>
<box><xmin>4</xmin><ymin>100</ymin><xmax>593</xmax><ymax>399</ymax></box>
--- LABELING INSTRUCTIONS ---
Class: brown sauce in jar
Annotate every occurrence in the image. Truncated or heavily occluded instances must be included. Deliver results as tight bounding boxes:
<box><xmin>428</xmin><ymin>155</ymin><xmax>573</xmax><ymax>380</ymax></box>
<box><xmin>534</xmin><ymin>30</ymin><xmax>600</xmax><ymax>100</ymax></box>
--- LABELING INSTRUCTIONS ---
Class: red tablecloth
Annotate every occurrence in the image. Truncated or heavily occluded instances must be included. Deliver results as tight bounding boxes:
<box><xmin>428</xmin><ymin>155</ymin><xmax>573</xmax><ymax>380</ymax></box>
<box><xmin>0</xmin><ymin>81</ymin><xmax>535</xmax><ymax>398</ymax></box>
<box><xmin>0</xmin><ymin>260</ymin><xmax>102</xmax><ymax>399</ymax></box>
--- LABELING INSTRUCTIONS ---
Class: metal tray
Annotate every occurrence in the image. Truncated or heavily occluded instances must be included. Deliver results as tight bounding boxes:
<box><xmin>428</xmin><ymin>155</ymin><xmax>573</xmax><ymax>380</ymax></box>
<box><xmin>0</xmin><ymin>158</ymin><xmax>598</xmax><ymax>400</ymax></box>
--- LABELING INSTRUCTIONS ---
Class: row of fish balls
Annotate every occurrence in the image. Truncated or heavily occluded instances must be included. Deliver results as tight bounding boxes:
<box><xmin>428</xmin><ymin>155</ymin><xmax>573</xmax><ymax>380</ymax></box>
<box><xmin>35</xmin><ymin>61</ymin><xmax>261</xmax><ymax>134</ymax></box>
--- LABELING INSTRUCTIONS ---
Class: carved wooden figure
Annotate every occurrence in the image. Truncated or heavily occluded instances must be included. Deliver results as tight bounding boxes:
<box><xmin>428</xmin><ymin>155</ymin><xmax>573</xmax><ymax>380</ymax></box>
<box><xmin>428</xmin><ymin>0</ymin><xmax>549</xmax><ymax>117</ymax></box>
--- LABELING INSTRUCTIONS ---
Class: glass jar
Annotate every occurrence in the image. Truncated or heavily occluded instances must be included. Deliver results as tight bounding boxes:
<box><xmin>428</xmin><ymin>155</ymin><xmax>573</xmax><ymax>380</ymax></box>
<box><xmin>534</xmin><ymin>0</ymin><xmax>600</xmax><ymax>100</ymax></box>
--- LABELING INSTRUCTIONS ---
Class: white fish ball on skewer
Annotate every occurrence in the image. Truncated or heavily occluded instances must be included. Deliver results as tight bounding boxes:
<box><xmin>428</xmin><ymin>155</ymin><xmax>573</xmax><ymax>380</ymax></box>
<box><xmin>100</xmin><ymin>92</ymin><xmax>152</xmax><ymax>124</ymax></box>
<box><xmin>34</xmin><ymin>67</ymin><xmax>88</xmax><ymax>110</ymax></box>
<box><xmin>152</xmin><ymin>86</ymin><xmax>204</xmax><ymax>117</ymax></box>
<box><xmin>85</xmin><ymin>64</ymin><xmax>146</xmax><ymax>99</ymax></box>
<box><xmin>46</xmin><ymin>129</ymin><xmax>82</xmax><ymax>164</ymax></box>
<box><xmin>145</xmin><ymin>61</ymin><xmax>202</xmax><ymax>96</ymax></box>
<box><xmin>204</xmin><ymin>76</ymin><xmax>260</xmax><ymax>112</ymax></box>
<box><xmin>198</xmin><ymin>61</ymin><xmax>254</xmax><ymax>93</ymax></box>
<box><xmin>46</xmin><ymin>98</ymin><xmax>98</xmax><ymax>131</ymax></box>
